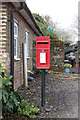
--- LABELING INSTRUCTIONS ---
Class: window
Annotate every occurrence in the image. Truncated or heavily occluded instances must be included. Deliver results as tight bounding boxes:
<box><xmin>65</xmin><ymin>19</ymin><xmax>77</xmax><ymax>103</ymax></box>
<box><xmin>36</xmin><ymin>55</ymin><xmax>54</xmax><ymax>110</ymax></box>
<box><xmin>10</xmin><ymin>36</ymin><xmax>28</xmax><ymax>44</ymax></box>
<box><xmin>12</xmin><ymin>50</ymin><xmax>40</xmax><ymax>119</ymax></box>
<box><xmin>14</xmin><ymin>21</ymin><xmax>18</xmax><ymax>59</ymax></box>
<box><xmin>26</xmin><ymin>32</ymin><xmax>29</xmax><ymax>57</ymax></box>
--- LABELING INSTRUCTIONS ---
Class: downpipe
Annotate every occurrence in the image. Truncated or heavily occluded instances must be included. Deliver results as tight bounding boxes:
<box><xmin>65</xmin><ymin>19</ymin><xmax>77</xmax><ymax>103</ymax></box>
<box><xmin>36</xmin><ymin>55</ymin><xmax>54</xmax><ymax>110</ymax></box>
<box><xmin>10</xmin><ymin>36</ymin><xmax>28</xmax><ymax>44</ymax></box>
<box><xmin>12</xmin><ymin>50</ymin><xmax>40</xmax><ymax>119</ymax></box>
<box><xmin>10</xmin><ymin>2</ymin><xmax>25</xmax><ymax>89</ymax></box>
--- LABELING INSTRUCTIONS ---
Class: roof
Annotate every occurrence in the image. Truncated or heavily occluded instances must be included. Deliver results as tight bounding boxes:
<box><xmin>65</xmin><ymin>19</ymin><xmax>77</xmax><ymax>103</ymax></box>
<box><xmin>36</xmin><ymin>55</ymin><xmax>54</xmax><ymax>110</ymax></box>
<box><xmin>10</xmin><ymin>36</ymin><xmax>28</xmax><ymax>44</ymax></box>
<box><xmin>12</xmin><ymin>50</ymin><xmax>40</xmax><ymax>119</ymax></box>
<box><xmin>65</xmin><ymin>48</ymin><xmax>74</xmax><ymax>54</ymax></box>
<box><xmin>11</xmin><ymin>2</ymin><xmax>43</xmax><ymax>36</ymax></box>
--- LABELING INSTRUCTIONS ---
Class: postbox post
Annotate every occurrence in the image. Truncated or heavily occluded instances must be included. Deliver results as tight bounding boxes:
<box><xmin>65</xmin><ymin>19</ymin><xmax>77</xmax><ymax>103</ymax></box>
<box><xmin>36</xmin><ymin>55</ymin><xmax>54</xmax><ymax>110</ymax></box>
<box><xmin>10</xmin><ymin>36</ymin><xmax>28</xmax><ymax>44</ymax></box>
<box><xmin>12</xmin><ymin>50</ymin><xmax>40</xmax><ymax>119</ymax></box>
<box><xmin>41</xmin><ymin>69</ymin><xmax>45</xmax><ymax>106</ymax></box>
<box><xmin>36</xmin><ymin>36</ymin><xmax>50</xmax><ymax>107</ymax></box>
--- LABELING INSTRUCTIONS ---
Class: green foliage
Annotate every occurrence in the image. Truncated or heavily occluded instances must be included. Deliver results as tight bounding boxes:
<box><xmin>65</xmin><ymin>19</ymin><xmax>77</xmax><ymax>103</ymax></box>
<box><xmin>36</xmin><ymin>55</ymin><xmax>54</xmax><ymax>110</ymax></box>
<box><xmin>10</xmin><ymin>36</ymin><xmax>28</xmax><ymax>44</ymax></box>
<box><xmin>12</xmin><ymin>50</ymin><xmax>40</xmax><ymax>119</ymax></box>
<box><xmin>33</xmin><ymin>13</ymin><xmax>72</xmax><ymax>44</ymax></box>
<box><xmin>33</xmin><ymin>13</ymin><xmax>59</xmax><ymax>40</ymax></box>
<box><xmin>44</xmin><ymin>30</ymin><xmax>58</xmax><ymax>39</ymax></box>
<box><xmin>64</xmin><ymin>64</ymin><xmax>72</xmax><ymax>68</ymax></box>
<box><xmin>2</xmin><ymin>78</ymin><xmax>21</xmax><ymax>116</ymax></box>
<box><xmin>0</xmin><ymin>63</ymin><xmax>39</xmax><ymax>118</ymax></box>
<box><xmin>0</xmin><ymin>63</ymin><xmax>5</xmax><ymax>73</ymax></box>
<box><xmin>17</xmin><ymin>99</ymin><xmax>39</xmax><ymax>118</ymax></box>
<box><xmin>0</xmin><ymin>63</ymin><xmax>21</xmax><ymax>116</ymax></box>
<box><xmin>34</xmin><ymin>13</ymin><xmax>46</xmax><ymax>25</ymax></box>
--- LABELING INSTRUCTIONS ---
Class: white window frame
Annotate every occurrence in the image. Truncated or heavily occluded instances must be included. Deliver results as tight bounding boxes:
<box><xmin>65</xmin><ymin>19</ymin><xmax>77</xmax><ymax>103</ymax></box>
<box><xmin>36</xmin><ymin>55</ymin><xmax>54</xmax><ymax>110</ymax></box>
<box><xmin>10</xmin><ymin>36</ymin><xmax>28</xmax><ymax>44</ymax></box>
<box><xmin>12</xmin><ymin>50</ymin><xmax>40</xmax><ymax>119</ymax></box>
<box><xmin>14</xmin><ymin>21</ymin><xmax>18</xmax><ymax>59</ymax></box>
<box><xmin>26</xmin><ymin>31</ymin><xmax>29</xmax><ymax>58</ymax></box>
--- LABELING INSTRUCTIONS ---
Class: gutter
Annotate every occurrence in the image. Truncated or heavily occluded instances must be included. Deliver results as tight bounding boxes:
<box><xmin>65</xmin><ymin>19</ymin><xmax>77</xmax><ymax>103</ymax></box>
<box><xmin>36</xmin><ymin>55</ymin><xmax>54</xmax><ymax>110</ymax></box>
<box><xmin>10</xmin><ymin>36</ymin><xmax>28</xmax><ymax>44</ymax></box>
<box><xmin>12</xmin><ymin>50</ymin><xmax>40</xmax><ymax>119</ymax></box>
<box><xmin>11</xmin><ymin>2</ymin><xmax>44</xmax><ymax>36</ymax></box>
<box><xmin>10</xmin><ymin>2</ymin><xmax>25</xmax><ymax>89</ymax></box>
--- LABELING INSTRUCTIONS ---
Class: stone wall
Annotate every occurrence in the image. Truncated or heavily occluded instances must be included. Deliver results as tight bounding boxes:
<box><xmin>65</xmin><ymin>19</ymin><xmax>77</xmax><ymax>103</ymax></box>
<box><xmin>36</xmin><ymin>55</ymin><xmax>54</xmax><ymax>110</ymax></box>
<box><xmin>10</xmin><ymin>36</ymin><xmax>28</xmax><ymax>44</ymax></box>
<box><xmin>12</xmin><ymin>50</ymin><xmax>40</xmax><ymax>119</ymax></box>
<box><xmin>50</xmin><ymin>40</ymin><xmax>64</xmax><ymax>72</ymax></box>
<box><xmin>32</xmin><ymin>39</ymin><xmax>64</xmax><ymax>72</ymax></box>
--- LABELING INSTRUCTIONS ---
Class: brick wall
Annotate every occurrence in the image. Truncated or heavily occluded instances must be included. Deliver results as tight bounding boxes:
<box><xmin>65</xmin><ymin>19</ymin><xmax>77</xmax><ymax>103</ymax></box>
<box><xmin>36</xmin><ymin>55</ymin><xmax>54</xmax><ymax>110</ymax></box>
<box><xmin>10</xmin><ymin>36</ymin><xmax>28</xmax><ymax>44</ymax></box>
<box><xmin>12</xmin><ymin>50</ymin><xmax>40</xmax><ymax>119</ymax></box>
<box><xmin>0</xmin><ymin>3</ymin><xmax>10</xmax><ymax>75</ymax></box>
<box><xmin>1</xmin><ymin>2</ymin><xmax>38</xmax><ymax>90</ymax></box>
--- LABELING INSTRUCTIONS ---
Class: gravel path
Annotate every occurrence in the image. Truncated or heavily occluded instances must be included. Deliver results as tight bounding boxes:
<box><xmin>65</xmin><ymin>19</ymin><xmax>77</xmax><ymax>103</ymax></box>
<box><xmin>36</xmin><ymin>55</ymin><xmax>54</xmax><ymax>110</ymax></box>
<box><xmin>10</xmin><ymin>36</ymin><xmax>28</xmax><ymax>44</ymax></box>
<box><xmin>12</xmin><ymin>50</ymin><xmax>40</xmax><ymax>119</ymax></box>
<box><xmin>18</xmin><ymin>72</ymin><xmax>78</xmax><ymax>118</ymax></box>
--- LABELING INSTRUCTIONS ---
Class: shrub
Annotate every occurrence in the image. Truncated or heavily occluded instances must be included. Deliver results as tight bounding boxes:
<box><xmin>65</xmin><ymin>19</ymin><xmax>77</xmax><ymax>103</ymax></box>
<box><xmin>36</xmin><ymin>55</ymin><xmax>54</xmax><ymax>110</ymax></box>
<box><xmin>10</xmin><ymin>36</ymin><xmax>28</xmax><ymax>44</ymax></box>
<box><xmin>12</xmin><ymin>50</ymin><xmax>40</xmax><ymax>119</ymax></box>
<box><xmin>17</xmin><ymin>99</ymin><xmax>39</xmax><ymax>118</ymax></box>
<box><xmin>0</xmin><ymin>63</ymin><xmax>39</xmax><ymax>118</ymax></box>
<box><xmin>0</xmin><ymin>63</ymin><xmax>21</xmax><ymax>117</ymax></box>
<box><xmin>64</xmin><ymin>63</ymin><xmax>72</xmax><ymax>68</ymax></box>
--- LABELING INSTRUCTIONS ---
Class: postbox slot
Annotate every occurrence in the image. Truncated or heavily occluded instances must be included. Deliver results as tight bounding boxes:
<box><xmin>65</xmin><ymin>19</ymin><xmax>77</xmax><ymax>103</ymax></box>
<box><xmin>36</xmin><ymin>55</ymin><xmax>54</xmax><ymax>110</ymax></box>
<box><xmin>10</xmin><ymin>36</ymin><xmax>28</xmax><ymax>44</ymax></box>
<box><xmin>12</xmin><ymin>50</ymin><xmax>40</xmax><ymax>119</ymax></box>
<box><xmin>37</xmin><ymin>42</ymin><xmax>48</xmax><ymax>44</ymax></box>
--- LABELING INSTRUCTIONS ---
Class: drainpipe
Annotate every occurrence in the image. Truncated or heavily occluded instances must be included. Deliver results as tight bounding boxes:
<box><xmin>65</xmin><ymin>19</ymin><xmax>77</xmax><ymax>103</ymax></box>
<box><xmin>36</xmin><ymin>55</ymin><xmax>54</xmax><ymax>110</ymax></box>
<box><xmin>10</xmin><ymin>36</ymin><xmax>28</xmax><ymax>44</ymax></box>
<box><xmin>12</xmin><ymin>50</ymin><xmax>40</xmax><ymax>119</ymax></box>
<box><xmin>10</xmin><ymin>2</ymin><xmax>25</xmax><ymax>89</ymax></box>
<box><xmin>10</xmin><ymin>10</ymin><xmax>14</xmax><ymax>88</ymax></box>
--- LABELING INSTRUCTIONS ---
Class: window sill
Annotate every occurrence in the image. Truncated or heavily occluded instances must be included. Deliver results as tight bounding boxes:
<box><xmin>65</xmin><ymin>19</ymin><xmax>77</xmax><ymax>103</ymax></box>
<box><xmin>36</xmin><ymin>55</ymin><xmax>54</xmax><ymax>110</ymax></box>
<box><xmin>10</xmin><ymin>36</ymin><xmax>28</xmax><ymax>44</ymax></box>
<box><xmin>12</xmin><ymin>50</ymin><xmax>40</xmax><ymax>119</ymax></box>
<box><xmin>14</xmin><ymin>58</ymin><xmax>20</xmax><ymax>61</ymax></box>
<box><xmin>27</xmin><ymin>57</ymin><xmax>30</xmax><ymax>59</ymax></box>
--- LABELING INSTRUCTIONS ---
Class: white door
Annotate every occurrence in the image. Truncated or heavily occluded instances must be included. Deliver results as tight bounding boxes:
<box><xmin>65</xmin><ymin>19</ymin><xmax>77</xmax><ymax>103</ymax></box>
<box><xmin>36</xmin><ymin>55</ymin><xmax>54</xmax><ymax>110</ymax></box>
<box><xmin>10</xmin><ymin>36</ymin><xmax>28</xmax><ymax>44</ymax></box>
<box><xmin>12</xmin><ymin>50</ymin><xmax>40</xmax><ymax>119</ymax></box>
<box><xmin>24</xmin><ymin>32</ymin><xmax>29</xmax><ymax>86</ymax></box>
<box><xmin>24</xmin><ymin>43</ymin><xmax>28</xmax><ymax>86</ymax></box>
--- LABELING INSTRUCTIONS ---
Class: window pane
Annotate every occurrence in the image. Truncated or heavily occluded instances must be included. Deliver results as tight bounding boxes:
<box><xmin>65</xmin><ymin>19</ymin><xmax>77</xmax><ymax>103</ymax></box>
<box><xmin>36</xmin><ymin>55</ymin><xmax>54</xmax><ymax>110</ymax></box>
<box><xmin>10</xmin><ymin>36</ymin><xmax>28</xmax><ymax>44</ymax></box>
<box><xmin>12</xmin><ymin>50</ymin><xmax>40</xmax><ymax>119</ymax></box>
<box><xmin>14</xmin><ymin>25</ymin><xmax>18</xmax><ymax>35</ymax></box>
<box><xmin>26</xmin><ymin>32</ymin><xmax>28</xmax><ymax>57</ymax></box>
<box><xmin>14</xmin><ymin>21</ymin><xmax>18</xmax><ymax>59</ymax></box>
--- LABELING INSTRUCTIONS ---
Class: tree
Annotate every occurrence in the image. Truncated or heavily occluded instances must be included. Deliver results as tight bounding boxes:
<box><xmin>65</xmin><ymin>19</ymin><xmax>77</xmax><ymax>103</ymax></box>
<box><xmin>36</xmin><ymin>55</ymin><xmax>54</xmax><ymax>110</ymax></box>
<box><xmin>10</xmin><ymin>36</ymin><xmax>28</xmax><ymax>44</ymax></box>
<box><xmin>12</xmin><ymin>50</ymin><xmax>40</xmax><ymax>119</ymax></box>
<box><xmin>71</xmin><ymin>16</ymin><xmax>78</xmax><ymax>38</ymax></box>
<box><xmin>33</xmin><ymin>13</ymin><xmax>72</xmax><ymax>44</ymax></box>
<box><xmin>33</xmin><ymin>13</ymin><xmax>59</xmax><ymax>40</ymax></box>
<box><xmin>56</xmin><ymin>29</ymin><xmax>72</xmax><ymax>43</ymax></box>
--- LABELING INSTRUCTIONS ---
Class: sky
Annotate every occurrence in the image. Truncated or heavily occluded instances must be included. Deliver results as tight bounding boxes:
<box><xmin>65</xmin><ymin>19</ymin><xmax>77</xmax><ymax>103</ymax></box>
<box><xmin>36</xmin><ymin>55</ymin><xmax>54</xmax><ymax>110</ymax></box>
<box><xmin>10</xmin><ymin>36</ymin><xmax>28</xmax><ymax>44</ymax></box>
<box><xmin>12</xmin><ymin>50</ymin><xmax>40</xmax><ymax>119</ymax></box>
<box><xmin>26</xmin><ymin>0</ymin><xmax>80</xmax><ymax>42</ymax></box>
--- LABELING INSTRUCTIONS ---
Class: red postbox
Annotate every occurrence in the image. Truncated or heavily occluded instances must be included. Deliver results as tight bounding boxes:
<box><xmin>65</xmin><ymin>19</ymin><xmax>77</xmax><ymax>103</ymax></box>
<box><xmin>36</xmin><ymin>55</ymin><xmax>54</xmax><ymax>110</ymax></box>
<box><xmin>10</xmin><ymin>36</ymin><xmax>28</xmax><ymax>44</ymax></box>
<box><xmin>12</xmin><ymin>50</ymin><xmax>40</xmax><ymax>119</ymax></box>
<box><xmin>36</xmin><ymin>36</ymin><xmax>50</xmax><ymax>69</ymax></box>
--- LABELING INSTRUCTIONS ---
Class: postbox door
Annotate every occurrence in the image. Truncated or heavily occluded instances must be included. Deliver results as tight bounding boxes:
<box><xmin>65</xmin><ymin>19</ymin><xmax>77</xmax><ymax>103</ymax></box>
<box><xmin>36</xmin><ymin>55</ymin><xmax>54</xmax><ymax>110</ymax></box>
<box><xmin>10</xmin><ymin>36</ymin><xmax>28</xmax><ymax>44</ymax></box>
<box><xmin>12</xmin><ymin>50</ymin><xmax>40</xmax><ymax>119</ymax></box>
<box><xmin>36</xmin><ymin>49</ymin><xmax>50</xmax><ymax>69</ymax></box>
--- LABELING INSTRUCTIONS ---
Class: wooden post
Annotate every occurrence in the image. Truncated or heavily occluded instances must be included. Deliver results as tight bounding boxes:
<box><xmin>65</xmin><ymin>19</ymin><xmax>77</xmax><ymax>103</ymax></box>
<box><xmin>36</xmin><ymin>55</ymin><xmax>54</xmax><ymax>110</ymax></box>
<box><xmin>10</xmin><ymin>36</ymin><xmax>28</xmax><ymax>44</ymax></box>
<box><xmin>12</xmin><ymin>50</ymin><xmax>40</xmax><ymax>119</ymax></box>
<box><xmin>22</xmin><ymin>43</ymin><xmax>28</xmax><ymax>87</ymax></box>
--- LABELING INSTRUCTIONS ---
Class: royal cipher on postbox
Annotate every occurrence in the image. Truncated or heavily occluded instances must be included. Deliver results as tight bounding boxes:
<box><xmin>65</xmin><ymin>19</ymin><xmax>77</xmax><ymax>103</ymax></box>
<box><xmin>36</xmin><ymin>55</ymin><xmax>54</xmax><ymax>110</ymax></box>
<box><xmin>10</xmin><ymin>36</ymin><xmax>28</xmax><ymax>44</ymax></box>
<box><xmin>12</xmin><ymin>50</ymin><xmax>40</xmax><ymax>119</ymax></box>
<box><xmin>36</xmin><ymin>36</ymin><xmax>50</xmax><ymax>69</ymax></box>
